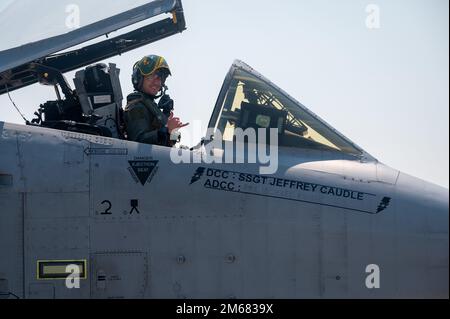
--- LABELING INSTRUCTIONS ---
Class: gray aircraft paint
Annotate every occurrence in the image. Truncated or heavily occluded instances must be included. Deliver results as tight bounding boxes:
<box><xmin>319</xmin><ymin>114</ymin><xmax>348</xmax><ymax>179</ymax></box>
<box><xmin>0</xmin><ymin>108</ymin><xmax>448</xmax><ymax>298</ymax></box>
<box><xmin>0</xmin><ymin>0</ymin><xmax>447</xmax><ymax>299</ymax></box>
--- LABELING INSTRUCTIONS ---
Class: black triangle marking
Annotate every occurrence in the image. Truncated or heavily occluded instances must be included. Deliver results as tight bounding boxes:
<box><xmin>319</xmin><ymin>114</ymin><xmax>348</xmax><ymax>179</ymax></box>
<box><xmin>128</xmin><ymin>160</ymin><xmax>158</xmax><ymax>186</ymax></box>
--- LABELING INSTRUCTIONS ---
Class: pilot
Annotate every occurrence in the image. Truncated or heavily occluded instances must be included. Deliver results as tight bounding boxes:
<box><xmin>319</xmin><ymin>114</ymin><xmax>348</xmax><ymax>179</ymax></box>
<box><xmin>124</xmin><ymin>55</ymin><xmax>188</xmax><ymax>146</ymax></box>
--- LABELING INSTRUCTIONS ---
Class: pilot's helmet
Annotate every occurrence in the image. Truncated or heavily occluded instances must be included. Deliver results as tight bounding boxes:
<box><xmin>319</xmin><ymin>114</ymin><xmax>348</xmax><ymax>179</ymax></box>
<box><xmin>132</xmin><ymin>55</ymin><xmax>171</xmax><ymax>91</ymax></box>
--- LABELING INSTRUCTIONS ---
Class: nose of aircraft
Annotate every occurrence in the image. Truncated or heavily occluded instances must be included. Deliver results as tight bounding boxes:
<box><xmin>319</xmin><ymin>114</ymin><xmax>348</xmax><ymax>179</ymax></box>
<box><xmin>396</xmin><ymin>172</ymin><xmax>448</xmax><ymax>232</ymax></box>
<box><xmin>394</xmin><ymin>172</ymin><xmax>448</xmax><ymax>297</ymax></box>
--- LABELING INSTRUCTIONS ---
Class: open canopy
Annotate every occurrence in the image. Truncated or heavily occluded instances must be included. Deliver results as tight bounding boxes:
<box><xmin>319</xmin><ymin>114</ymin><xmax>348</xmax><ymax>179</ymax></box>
<box><xmin>0</xmin><ymin>0</ymin><xmax>185</xmax><ymax>95</ymax></box>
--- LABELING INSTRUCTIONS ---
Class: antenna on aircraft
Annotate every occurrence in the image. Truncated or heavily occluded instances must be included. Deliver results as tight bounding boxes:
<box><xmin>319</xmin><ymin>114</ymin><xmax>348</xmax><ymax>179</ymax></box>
<box><xmin>4</xmin><ymin>84</ymin><xmax>29</xmax><ymax>124</ymax></box>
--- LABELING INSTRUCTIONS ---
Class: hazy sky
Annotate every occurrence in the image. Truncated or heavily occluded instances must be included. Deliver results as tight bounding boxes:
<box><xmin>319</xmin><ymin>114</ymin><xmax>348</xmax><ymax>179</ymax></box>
<box><xmin>0</xmin><ymin>0</ymin><xmax>448</xmax><ymax>188</ymax></box>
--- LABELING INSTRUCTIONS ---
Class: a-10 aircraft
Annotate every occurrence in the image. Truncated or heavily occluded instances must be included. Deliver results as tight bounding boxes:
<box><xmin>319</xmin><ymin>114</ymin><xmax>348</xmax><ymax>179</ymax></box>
<box><xmin>0</xmin><ymin>0</ymin><xmax>448</xmax><ymax>299</ymax></box>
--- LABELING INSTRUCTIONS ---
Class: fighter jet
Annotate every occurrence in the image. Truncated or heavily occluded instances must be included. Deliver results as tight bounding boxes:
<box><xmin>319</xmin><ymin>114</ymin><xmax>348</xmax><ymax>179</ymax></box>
<box><xmin>0</xmin><ymin>0</ymin><xmax>448</xmax><ymax>299</ymax></box>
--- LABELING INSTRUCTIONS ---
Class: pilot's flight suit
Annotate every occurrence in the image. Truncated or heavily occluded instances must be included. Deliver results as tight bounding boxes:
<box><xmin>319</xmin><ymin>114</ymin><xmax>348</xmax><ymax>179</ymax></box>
<box><xmin>123</xmin><ymin>92</ymin><xmax>171</xmax><ymax>146</ymax></box>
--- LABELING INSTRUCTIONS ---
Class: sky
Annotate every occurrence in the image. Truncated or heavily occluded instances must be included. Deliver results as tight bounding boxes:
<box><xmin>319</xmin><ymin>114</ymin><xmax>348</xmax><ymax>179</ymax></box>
<box><xmin>0</xmin><ymin>0</ymin><xmax>448</xmax><ymax>188</ymax></box>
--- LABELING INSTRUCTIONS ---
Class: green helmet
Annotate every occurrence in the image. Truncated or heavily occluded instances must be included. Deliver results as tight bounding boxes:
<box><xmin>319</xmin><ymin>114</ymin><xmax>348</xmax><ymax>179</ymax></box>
<box><xmin>132</xmin><ymin>55</ymin><xmax>171</xmax><ymax>91</ymax></box>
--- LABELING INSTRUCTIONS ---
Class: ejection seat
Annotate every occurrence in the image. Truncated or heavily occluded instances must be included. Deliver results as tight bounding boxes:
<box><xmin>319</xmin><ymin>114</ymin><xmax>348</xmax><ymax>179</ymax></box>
<box><xmin>73</xmin><ymin>63</ymin><xmax>125</xmax><ymax>139</ymax></box>
<box><xmin>30</xmin><ymin>62</ymin><xmax>125</xmax><ymax>139</ymax></box>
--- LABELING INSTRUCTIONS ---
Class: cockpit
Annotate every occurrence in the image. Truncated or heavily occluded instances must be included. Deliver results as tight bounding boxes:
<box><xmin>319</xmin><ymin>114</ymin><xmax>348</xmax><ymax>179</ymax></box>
<box><xmin>0</xmin><ymin>0</ymin><xmax>186</xmax><ymax>139</ymax></box>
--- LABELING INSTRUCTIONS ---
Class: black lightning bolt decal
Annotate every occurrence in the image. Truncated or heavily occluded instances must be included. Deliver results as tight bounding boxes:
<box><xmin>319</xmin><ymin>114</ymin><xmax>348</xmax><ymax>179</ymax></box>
<box><xmin>190</xmin><ymin>167</ymin><xmax>206</xmax><ymax>185</ymax></box>
<box><xmin>376</xmin><ymin>197</ymin><xmax>391</xmax><ymax>213</ymax></box>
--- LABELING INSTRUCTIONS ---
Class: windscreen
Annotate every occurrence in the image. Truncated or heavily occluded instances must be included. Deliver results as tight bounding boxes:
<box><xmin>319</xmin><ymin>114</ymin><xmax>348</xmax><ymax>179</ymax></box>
<box><xmin>213</xmin><ymin>67</ymin><xmax>363</xmax><ymax>156</ymax></box>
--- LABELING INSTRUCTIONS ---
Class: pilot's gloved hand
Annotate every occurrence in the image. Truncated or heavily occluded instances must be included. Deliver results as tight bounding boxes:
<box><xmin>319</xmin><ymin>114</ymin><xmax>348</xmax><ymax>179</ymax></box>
<box><xmin>167</xmin><ymin>111</ymin><xmax>189</xmax><ymax>132</ymax></box>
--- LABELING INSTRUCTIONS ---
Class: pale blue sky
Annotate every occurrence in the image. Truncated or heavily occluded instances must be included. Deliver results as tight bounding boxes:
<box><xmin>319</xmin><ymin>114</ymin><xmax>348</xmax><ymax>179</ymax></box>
<box><xmin>1</xmin><ymin>0</ymin><xmax>448</xmax><ymax>188</ymax></box>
